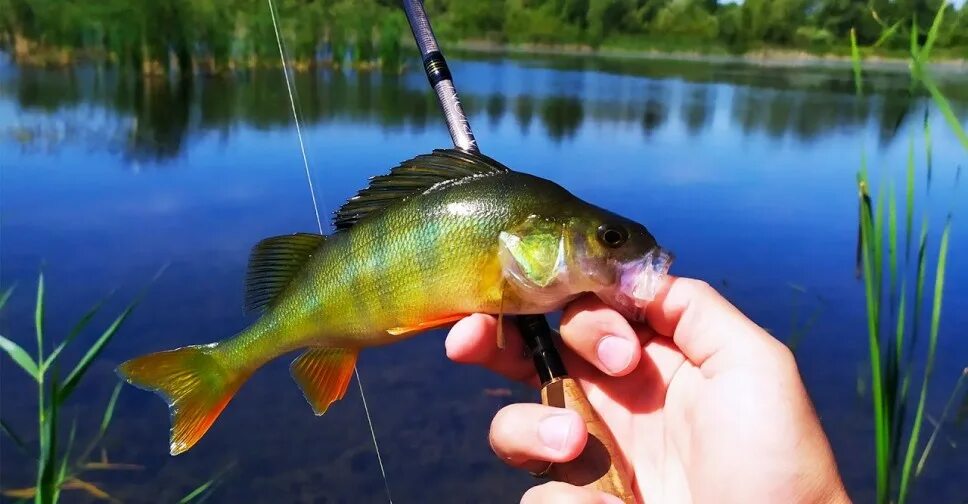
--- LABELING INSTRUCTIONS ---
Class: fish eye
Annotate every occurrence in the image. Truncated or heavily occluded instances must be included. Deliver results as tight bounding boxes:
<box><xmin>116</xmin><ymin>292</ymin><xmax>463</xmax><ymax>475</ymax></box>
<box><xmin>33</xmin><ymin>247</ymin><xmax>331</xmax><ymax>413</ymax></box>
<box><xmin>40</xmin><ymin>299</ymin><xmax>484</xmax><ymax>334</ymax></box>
<box><xmin>597</xmin><ymin>224</ymin><xmax>628</xmax><ymax>248</ymax></box>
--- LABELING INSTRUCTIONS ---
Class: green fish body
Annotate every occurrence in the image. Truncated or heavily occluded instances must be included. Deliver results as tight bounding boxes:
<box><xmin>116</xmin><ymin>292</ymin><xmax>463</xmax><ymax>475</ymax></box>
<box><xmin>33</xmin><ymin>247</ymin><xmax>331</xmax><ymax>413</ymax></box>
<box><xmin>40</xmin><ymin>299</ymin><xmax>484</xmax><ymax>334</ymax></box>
<box><xmin>118</xmin><ymin>150</ymin><xmax>671</xmax><ymax>455</ymax></box>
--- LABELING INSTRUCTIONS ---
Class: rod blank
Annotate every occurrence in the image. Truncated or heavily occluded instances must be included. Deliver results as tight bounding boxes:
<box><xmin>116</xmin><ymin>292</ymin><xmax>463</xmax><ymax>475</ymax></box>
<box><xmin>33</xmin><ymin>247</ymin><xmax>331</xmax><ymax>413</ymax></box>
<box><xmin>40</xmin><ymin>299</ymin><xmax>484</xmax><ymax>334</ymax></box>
<box><xmin>400</xmin><ymin>0</ymin><xmax>478</xmax><ymax>152</ymax></box>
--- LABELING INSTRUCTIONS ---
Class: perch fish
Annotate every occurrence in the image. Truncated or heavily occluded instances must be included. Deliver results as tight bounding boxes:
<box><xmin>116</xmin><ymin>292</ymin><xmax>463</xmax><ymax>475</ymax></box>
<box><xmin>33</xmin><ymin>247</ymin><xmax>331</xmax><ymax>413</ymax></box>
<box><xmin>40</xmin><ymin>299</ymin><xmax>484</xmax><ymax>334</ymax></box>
<box><xmin>117</xmin><ymin>149</ymin><xmax>672</xmax><ymax>455</ymax></box>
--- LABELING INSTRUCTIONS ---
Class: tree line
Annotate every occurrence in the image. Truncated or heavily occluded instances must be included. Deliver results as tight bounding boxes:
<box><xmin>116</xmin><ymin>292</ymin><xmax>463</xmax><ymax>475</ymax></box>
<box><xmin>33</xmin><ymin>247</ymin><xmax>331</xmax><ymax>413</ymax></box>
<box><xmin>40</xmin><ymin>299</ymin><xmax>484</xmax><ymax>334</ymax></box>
<box><xmin>1</xmin><ymin>0</ymin><xmax>966</xmax><ymax>73</ymax></box>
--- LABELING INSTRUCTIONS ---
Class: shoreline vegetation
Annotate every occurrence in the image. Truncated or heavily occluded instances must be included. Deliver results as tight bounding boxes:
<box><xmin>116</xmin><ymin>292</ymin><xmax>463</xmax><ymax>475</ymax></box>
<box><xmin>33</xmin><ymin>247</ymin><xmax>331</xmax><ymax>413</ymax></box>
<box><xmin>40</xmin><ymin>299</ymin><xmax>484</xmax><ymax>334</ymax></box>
<box><xmin>1</xmin><ymin>0</ymin><xmax>966</xmax><ymax>76</ymax></box>
<box><xmin>450</xmin><ymin>40</ymin><xmax>968</xmax><ymax>73</ymax></box>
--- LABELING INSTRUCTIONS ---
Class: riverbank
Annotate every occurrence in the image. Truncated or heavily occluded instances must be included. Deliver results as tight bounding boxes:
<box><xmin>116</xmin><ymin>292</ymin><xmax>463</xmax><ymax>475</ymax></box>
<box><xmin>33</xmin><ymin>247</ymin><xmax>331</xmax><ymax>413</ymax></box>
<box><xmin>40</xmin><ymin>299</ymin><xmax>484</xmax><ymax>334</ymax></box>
<box><xmin>5</xmin><ymin>35</ymin><xmax>966</xmax><ymax>77</ymax></box>
<box><xmin>453</xmin><ymin>40</ymin><xmax>968</xmax><ymax>74</ymax></box>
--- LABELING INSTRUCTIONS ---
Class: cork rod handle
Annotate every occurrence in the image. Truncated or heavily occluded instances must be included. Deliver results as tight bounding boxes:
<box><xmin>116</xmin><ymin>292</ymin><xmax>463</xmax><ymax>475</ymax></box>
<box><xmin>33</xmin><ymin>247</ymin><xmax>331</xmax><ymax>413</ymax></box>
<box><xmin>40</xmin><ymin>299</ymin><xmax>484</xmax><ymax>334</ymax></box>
<box><xmin>540</xmin><ymin>377</ymin><xmax>636</xmax><ymax>503</ymax></box>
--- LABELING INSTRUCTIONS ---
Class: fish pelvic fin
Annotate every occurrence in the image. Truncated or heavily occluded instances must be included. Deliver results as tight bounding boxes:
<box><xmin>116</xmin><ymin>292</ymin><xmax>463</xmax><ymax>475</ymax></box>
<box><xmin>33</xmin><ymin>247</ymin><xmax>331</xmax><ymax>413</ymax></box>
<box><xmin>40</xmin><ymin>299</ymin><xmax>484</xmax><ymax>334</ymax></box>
<box><xmin>116</xmin><ymin>344</ymin><xmax>250</xmax><ymax>456</ymax></box>
<box><xmin>290</xmin><ymin>348</ymin><xmax>358</xmax><ymax>415</ymax></box>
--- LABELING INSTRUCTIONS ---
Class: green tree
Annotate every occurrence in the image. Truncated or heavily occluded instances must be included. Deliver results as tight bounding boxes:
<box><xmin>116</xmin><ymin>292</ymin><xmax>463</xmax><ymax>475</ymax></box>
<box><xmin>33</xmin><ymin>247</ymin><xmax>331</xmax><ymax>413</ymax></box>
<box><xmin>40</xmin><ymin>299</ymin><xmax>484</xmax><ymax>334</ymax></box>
<box><xmin>652</xmin><ymin>0</ymin><xmax>719</xmax><ymax>42</ymax></box>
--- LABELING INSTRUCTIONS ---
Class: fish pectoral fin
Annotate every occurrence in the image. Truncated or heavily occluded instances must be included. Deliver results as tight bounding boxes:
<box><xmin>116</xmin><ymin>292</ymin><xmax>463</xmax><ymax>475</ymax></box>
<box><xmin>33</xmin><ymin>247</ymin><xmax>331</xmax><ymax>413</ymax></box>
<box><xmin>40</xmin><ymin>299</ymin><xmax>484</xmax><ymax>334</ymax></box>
<box><xmin>290</xmin><ymin>348</ymin><xmax>358</xmax><ymax>416</ymax></box>
<box><xmin>386</xmin><ymin>314</ymin><xmax>468</xmax><ymax>336</ymax></box>
<box><xmin>498</xmin><ymin>222</ymin><xmax>566</xmax><ymax>289</ymax></box>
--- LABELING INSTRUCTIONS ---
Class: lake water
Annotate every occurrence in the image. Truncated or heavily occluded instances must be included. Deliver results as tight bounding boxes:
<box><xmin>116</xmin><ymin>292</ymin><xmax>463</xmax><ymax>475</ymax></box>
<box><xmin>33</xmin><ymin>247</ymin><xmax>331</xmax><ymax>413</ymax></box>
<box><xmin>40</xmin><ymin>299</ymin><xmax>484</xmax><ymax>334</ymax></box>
<box><xmin>2</xmin><ymin>51</ymin><xmax>967</xmax><ymax>503</ymax></box>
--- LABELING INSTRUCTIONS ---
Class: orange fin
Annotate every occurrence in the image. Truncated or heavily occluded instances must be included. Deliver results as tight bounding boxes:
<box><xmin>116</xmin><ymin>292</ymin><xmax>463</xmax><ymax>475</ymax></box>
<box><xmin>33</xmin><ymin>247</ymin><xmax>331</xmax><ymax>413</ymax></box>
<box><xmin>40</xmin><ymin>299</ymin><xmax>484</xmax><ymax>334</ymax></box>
<box><xmin>116</xmin><ymin>344</ymin><xmax>248</xmax><ymax>456</ymax></box>
<box><xmin>290</xmin><ymin>348</ymin><xmax>358</xmax><ymax>415</ymax></box>
<box><xmin>386</xmin><ymin>314</ymin><xmax>467</xmax><ymax>336</ymax></box>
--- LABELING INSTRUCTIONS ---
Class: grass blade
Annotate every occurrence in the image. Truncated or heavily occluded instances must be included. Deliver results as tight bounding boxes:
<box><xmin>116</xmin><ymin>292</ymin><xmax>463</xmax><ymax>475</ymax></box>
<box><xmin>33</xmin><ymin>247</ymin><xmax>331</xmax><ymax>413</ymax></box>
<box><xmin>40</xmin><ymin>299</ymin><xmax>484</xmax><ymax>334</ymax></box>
<box><xmin>177</xmin><ymin>464</ymin><xmax>234</xmax><ymax>504</ymax></box>
<box><xmin>913</xmin><ymin>66</ymin><xmax>968</xmax><ymax>151</ymax></box>
<box><xmin>906</xmin><ymin>133</ymin><xmax>916</xmax><ymax>259</ymax></box>
<box><xmin>908</xmin><ymin>218</ymin><xmax>929</xmax><ymax>364</ymax></box>
<box><xmin>0</xmin><ymin>335</ymin><xmax>40</xmax><ymax>380</ymax></box>
<box><xmin>850</xmin><ymin>29</ymin><xmax>863</xmax><ymax>97</ymax></box>
<box><xmin>909</xmin><ymin>17</ymin><xmax>918</xmax><ymax>58</ymax></box>
<box><xmin>919</xmin><ymin>3</ymin><xmax>946</xmax><ymax>61</ymax></box>
<box><xmin>872</xmin><ymin>20</ymin><xmax>902</xmax><ymax>48</ymax></box>
<box><xmin>922</xmin><ymin>110</ymin><xmax>932</xmax><ymax>192</ymax></box>
<box><xmin>54</xmin><ymin>419</ymin><xmax>78</xmax><ymax>502</ymax></box>
<box><xmin>858</xmin><ymin>179</ymin><xmax>888</xmax><ymax>503</ymax></box>
<box><xmin>178</xmin><ymin>479</ymin><xmax>219</xmax><ymax>504</ymax></box>
<box><xmin>57</xmin><ymin>265</ymin><xmax>165</xmax><ymax>402</ymax></box>
<box><xmin>888</xmin><ymin>181</ymin><xmax>898</xmax><ymax>301</ymax></box>
<box><xmin>873</xmin><ymin>185</ymin><xmax>884</xmax><ymax>301</ymax></box>
<box><xmin>35</xmin><ymin>273</ymin><xmax>45</xmax><ymax>365</ymax></box>
<box><xmin>898</xmin><ymin>218</ymin><xmax>950</xmax><ymax>503</ymax></box>
<box><xmin>0</xmin><ymin>286</ymin><xmax>14</xmax><ymax>310</ymax></box>
<box><xmin>37</xmin><ymin>379</ymin><xmax>59</xmax><ymax>504</ymax></box>
<box><xmin>99</xmin><ymin>382</ymin><xmax>123</xmax><ymax>437</ymax></box>
<box><xmin>73</xmin><ymin>382</ymin><xmax>124</xmax><ymax>469</ymax></box>
<box><xmin>890</xmin><ymin>284</ymin><xmax>907</xmax><ymax>456</ymax></box>
<box><xmin>0</xmin><ymin>417</ymin><xmax>30</xmax><ymax>456</ymax></box>
<box><xmin>44</xmin><ymin>294</ymin><xmax>113</xmax><ymax>371</ymax></box>
<box><xmin>57</xmin><ymin>303</ymin><xmax>138</xmax><ymax>403</ymax></box>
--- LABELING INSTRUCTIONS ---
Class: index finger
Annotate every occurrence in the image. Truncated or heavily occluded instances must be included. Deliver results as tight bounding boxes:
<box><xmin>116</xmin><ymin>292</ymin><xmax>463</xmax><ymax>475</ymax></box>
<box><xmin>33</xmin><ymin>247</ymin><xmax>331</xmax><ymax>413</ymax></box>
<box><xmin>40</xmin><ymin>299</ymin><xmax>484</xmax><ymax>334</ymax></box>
<box><xmin>643</xmin><ymin>276</ymin><xmax>786</xmax><ymax>372</ymax></box>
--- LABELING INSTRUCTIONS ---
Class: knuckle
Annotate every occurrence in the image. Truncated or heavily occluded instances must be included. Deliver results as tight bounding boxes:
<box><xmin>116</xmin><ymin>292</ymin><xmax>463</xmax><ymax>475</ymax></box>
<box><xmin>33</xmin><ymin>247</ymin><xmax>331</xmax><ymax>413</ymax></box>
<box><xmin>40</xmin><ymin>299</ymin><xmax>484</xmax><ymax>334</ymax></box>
<box><xmin>684</xmin><ymin>278</ymin><xmax>715</xmax><ymax>297</ymax></box>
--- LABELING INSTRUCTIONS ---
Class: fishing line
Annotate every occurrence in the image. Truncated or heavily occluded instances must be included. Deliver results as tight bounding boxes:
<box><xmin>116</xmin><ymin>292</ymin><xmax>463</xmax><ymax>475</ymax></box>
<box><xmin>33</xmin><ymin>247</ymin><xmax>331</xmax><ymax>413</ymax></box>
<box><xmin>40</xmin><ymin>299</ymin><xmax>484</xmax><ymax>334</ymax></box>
<box><xmin>267</xmin><ymin>0</ymin><xmax>322</xmax><ymax>233</ymax></box>
<box><xmin>266</xmin><ymin>2</ymin><xmax>393</xmax><ymax>502</ymax></box>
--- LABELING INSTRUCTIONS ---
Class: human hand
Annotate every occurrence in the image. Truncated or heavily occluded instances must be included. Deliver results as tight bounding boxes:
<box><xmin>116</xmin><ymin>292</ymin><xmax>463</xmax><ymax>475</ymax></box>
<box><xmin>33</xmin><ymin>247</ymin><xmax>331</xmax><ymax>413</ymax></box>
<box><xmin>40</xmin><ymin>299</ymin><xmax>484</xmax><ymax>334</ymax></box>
<box><xmin>445</xmin><ymin>276</ymin><xmax>850</xmax><ymax>504</ymax></box>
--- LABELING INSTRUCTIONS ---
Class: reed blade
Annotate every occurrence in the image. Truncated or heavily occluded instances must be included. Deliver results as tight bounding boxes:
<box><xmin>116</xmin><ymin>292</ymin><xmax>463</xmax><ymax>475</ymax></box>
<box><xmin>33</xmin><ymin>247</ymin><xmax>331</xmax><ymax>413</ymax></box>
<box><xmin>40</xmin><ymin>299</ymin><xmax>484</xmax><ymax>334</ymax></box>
<box><xmin>37</xmin><ymin>379</ymin><xmax>58</xmax><ymax>504</ymax></box>
<box><xmin>0</xmin><ymin>286</ymin><xmax>14</xmax><ymax>310</ymax></box>
<box><xmin>905</xmin><ymin>134</ymin><xmax>916</xmax><ymax>258</ymax></box>
<box><xmin>57</xmin><ymin>274</ymin><xmax>154</xmax><ymax>403</ymax></box>
<box><xmin>859</xmin><ymin>178</ymin><xmax>888</xmax><ymax>503</ymax></box>
<box><xmin>0</xmin><ymin>417</ymin><xmax>30</xmax><ymax>456</ymax></box>
<box><xmin>898</xmin><ymin>219</ymin><xmax>950</xmax><ymax>503</ymax></box>
<box><xmin>99</xmin><ymin>382</ymin><xmax>123</xmax><ymax>437</ymax></box>
<box><xmin>0</xmin><ymin>334</ymin><xmax>40</xmax><ymax>380</ymax></box>
<box><xmin>850</xmin><ymin>29</ymin><xmax>863</xmax><ymax>96</ymax></box>
<box><xmin>922</xmin><ymin>111</ymin><xmax>932</xmax><ymax>192</ymax></box>
<box><xmin>34</xmin><ymin>272</ymin><xmax>45</xmax><ymax>364</ymax></box>
<box><xmin>44</xmin><ymin>294</ymin><xmax>113</xmax><ymax>371</ymax></box>
<box><xmin>919</xmin><ymin>3</ymin><xmax>946</xmax><ymax>61</ymax></box>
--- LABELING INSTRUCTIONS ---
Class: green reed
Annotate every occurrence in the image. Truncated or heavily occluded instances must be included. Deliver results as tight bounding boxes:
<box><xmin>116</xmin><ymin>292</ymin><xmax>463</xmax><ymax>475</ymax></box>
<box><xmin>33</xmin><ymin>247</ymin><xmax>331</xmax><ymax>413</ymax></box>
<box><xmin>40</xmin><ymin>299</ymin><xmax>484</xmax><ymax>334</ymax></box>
<box><xmin>0</xmin><ymin>273</ymin><xmax>140</xmax><ymax>503</ymax></box>
<box><xmin>851</xmin><ymin>5</ymin><xmax>963</xmax><ymax>502</ymax></box>
<box><xmin>0</xmin><ymin>268</ymin><xmax>217</xmax><ymax>503</ymax></box>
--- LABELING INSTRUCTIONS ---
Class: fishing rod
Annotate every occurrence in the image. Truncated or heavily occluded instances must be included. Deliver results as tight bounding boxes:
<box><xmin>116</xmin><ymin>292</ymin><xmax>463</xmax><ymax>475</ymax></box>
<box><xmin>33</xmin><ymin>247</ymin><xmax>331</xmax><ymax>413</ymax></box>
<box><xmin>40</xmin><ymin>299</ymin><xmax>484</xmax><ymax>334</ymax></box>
<box><xmin>400</xmin><ymin>1</ymin><xmax>635</xmax><ymax>501</ymax></box>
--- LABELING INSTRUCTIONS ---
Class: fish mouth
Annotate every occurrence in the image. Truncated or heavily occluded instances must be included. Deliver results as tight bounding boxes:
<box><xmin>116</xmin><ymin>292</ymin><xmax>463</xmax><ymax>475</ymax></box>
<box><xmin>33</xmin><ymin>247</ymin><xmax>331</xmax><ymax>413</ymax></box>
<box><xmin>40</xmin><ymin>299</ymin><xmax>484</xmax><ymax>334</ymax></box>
<box><xmin>602</xmin><ymin>246</ymin><xmax>674</xmax><ymax>321</ymax></box>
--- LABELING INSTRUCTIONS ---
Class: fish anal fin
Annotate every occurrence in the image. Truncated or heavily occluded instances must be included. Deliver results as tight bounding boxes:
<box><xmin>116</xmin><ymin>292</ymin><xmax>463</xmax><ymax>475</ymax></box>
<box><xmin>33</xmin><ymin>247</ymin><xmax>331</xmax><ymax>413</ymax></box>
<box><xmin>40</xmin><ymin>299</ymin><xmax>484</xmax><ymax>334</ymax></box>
<box><xmin>245</xmin><ymin>233</ymin><xmax>325</xmax><ymax>314</ymax></box>
<box><xmin>333</xmin><ymin>149</ymin><xmax>510</xmax><ymax>230</ymax></box>
<box><xmin>386</xmin><ymin>314</ymin><xmax>468</xmax><ymax>337</ymax></box>
<box><xmin>290</xmin><ymin>348</ymin><xmax>358</xmax><ymax>416</ymax></box>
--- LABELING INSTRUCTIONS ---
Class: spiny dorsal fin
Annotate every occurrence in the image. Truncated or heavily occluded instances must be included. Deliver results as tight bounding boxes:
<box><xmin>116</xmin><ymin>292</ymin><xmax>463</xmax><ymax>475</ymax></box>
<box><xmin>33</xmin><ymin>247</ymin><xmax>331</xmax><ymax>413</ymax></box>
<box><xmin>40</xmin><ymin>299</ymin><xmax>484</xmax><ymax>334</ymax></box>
<box><xmin>244</xmin><ymin>233</ymin><xmax>324</xmax><ymax>314</ymax></box>
<box><xmin>333</xmin><ymin>148</ymin><xmax>510</xmax><ymax>230</ymax></box>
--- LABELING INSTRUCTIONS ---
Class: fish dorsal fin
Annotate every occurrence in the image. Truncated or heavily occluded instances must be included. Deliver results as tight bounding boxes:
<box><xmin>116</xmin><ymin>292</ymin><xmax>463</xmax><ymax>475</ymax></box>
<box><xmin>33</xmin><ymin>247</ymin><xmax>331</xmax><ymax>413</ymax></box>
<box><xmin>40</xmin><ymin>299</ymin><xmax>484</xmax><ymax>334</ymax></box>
<box><xmin>244</xmin><ymin>233</ymin><xmax>325</xmax><ymax>314</ymax></box>
<box><xmin>333</xmin><ymin>148</ymin><xmax>510</xmax><ymax>230</ymax></box>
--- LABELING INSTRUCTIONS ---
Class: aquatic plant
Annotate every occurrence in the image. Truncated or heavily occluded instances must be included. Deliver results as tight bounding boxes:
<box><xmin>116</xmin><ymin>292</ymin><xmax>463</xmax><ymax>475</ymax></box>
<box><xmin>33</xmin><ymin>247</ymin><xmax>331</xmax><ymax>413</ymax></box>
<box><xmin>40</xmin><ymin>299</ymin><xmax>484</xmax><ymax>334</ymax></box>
<box><xmin>0</xmin><ymin>273</ymin><xmax>142</xmax><ymax>503</ymax></box>
<box><xmin>850</xmin><ymin>6</ymin><xmax>966</xmax><ymax>503</ymax></box>
<box><xmin>0</xmin><ymin>270</ymin><xmax>226</xmax><ymax>503</ymax></box>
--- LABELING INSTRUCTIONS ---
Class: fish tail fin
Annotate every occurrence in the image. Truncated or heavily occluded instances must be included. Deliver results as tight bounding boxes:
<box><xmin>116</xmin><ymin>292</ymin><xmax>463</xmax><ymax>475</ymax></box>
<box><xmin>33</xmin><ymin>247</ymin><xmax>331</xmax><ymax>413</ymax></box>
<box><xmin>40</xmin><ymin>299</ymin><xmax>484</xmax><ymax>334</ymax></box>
<box><xmin>116</xmin><ymin>343</ymin><xmax>249</xmax><ymax>455</ymax></box>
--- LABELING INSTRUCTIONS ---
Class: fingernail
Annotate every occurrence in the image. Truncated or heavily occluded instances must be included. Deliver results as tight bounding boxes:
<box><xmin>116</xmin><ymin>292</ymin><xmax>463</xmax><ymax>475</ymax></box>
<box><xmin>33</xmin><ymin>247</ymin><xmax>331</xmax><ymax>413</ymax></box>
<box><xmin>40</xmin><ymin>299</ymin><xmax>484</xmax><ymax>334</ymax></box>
<box><xmin>597</xmin><ymin>336</ymin><xmax>634</xmax><ymax>374</ymax></box>
<box><xmin>538</xmin><ymin>413</ymin><xmax>574</xmax><ymax>452</ymax></box>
